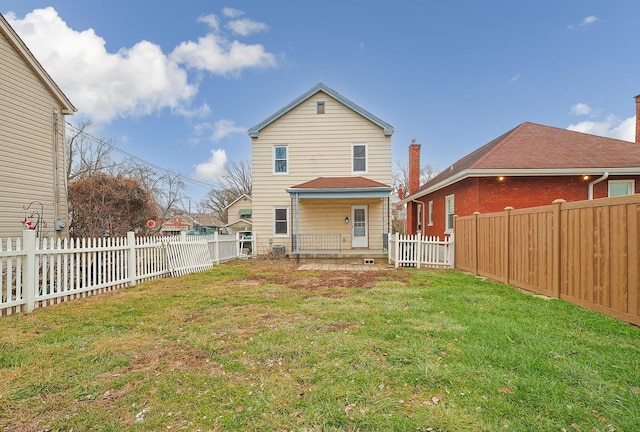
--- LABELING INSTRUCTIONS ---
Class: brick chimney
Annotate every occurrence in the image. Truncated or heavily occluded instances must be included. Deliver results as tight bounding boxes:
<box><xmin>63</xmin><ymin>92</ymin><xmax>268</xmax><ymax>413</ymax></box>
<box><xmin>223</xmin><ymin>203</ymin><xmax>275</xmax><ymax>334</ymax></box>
<box><xmin>409</xmin><ymin>141</ymin><xmax>421</xmax><ymax>195</ymax></box>
<box><xmin>635</xmin><ymin>94</ymin><xmax>640</xmax><ymax>143</ymax></box>
<box><xmin>397</xmin><ymin>185</ymin><xmax>403</xmax><ymax>200</ymax></box>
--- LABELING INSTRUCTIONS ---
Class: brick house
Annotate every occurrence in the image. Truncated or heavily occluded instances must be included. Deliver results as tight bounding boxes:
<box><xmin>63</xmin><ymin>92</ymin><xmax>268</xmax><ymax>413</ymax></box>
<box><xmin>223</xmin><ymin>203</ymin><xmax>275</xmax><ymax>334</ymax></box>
<box><xmin>400</xmin><ymin>95</ymin><xmax>640</xmax><ymax>237</ymax></box>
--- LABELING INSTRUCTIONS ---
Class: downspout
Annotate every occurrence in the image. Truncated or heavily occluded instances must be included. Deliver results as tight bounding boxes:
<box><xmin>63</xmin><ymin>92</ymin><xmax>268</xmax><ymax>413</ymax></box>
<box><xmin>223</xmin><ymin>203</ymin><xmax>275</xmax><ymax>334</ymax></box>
<box><xmin>588</xmin><ymin>172</ymin><xmax>609</xmax><ymax>200</ymax></box>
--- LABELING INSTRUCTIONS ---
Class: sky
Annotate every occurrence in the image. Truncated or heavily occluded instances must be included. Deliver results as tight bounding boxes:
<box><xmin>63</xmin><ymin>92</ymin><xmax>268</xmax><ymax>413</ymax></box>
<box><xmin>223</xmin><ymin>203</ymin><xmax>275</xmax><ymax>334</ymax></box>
<box><xmin>2</xmin><ymin>1</ymin><xmax>639</xmax><ymax>204</ymax></box>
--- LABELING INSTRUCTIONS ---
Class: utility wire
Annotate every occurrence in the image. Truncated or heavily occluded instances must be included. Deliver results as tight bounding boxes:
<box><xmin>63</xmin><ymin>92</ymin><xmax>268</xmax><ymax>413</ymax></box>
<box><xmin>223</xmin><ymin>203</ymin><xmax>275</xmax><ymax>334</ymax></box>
<box><xmin>66</xmin><ymin>121</ymin><xmax>219</xmax><ymax>190</ymax></box>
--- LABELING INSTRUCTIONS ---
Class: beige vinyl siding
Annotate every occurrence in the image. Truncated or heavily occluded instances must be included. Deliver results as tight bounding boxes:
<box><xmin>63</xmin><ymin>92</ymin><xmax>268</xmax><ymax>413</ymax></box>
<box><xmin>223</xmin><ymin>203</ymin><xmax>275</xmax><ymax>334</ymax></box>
<box><xmin>0</xmin><ymin>31</ymin><xmax>68</xmax><ymax>239</ymax></box>
<box><xmin>293</xmin><ymin>199</ymin><xmax>385</xmax><ymax>250</ymax></box>
<box><xmin>227</xmin><ymin>198</ymin><xmax>252</xmax><ymax>224</ymax></box>
<box><xmin>252</xmin><ymin>91</ymin><xmax>391</xmax><ymax>253</ymax></box>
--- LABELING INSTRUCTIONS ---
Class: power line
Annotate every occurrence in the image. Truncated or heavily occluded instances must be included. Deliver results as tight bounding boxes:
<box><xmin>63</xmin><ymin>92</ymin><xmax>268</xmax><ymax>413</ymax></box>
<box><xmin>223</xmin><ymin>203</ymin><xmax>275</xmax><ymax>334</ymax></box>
<box><xmin>66</xmin><ymin>121</ymin><xmax>219</xmax><ymax>191</ymax></box>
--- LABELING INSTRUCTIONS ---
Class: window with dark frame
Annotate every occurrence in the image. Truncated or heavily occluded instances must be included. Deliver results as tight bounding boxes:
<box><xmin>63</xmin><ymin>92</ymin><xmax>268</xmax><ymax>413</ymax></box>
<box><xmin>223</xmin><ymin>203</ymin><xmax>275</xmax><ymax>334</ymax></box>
<box><xmin>274</xmin><ymin>208</ymin><xmax>288</xmax><ymax>235</ymax></box>
<box><xmin>317</xmin><ymin>101</ymin><xmax>325</xmax><ymax>114</ymax></box>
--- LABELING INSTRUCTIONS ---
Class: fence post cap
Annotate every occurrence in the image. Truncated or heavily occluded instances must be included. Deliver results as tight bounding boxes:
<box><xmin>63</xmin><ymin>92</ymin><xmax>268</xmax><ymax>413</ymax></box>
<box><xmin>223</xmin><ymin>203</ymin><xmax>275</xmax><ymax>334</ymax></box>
<box><xmin>504</xmin><ymin>206</ymin><xmax>515</xmax><ymax>211</ymax></box>
<box><xmin>552</xmin><ymin>199</ymin><xmax>567</xmax><ymax>204</ymax></box>
<box><xmin>472</xmin><ymin>212</ymin><xmax>480</xmax><ymax>215</ymax></box>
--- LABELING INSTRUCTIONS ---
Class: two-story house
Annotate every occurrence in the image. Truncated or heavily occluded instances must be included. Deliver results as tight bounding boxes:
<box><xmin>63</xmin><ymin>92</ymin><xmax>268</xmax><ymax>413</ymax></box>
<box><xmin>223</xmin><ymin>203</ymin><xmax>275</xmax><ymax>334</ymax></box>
<box><xmin>248</xmin><ymin>83</ymin><xmax>394</xmax><ymax>259</ymax></box>
<box><xmin>0</xmin><ymin>13</ymin><xmax>76</xmax><ymax>239</ymax></box>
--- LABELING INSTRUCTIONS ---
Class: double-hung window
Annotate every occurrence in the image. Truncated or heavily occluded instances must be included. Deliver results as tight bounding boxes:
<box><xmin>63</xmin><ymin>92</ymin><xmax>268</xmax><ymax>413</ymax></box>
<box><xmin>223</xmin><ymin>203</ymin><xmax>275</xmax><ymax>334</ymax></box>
<box><xmin>352</xmin><ymin>144</ymin><xmax>367</xmax><ymax>173</ymax></box>
<box><xmin>608</xmin><ymin>180</ymin><xmax>634</xmax><ymax>197</ymax></box>
<box><xmin>274</xmin><ymin>207</ymin><xmax>289</xmax><ymax>236</ymax></box>
<box><xmin>445</xmin><ymin>195</ymin><xmax>455</xmax><ymax>233</ymax></box>
<box><xmin>274</xmin><ymin>145</ymin><xmax>288</xmax><ymax>174</ymax></box>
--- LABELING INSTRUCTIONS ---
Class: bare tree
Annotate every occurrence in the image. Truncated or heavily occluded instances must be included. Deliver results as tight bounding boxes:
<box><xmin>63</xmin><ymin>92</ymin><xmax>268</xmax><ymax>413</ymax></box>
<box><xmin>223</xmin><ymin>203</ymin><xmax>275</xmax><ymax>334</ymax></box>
<box><xmin>200</xmin><ymin>160</ymin><xmax>252</xmax><ymax>222</ymax></box>
<box><xmin>66</xmin><ymin>121</ymin><xmax>117</xmax><ymax>181</ymax></box>
<box><xmin>392</xmin><ymin>161</ymin><xmax>439</xmax><ymax>198</ymax></box>
<box><xmin>120</xmin><ymin>162</ymin><xmax>187</xmax><ymax>230</ymax></box>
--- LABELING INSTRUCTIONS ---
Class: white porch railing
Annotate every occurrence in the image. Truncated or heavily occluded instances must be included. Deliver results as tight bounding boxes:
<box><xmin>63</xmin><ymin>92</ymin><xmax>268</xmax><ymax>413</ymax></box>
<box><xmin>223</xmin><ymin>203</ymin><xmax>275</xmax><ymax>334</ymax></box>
<box><xmin>388</xmin><ymin>232</ymin><xmax>454</xmax><ymax>269</ymax></box>
<box><xmin>0</xmin><ymin>230</ymin><xmax>256</xmax><ymax>316</ymax></box>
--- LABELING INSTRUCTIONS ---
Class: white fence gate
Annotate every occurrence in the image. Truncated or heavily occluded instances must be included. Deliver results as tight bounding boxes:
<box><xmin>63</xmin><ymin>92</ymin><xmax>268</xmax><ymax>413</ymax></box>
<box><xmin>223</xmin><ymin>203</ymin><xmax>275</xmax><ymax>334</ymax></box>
<box><xmin>388</xmin><ymin>233</ymin><xmax>454</xmax><ymax>269</ymax></box>
<box><xmin>0</xmin><ymin>230</ymin><xmax>255</xmax><ymax>316</ymax></box>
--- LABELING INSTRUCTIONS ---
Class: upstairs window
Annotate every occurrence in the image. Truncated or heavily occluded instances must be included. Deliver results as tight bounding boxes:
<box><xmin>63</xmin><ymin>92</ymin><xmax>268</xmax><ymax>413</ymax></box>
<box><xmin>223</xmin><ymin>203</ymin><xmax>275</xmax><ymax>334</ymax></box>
<box><xmin>352</xmin><ymin>144</ymin><xmax>367</xmax><ymax>173</ymax></box>
<box><xmin>317</xmin><ymin>101</ymin><xmax>325</xmax><ymax>114</ymax></box>
<box><xmin>274</xmin><ymin>145</ymin><xmax>288</xmax><ymax>174</ymax></box>
<box><xmin>608</xmin><ymin>180</ymin><xmax>634</xmax><ymax>197</ymax></box>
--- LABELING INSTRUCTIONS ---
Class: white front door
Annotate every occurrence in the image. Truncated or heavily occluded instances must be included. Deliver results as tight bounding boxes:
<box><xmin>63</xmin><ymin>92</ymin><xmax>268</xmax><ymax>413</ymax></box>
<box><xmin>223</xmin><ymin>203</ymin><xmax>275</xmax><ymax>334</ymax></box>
<box><xmin>351</xmin><ymin>205</ymin><xmax>368</xmax><ymax>248</ymax></box>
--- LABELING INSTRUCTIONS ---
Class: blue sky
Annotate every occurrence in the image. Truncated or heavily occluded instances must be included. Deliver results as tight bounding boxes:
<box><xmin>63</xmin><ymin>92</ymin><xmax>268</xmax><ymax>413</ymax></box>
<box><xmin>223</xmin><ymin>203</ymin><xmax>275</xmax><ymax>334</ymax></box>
<box><xmin>3</xmin><ymin>1</ymin><xmax>639</xmax><ymax>203</ymax></box>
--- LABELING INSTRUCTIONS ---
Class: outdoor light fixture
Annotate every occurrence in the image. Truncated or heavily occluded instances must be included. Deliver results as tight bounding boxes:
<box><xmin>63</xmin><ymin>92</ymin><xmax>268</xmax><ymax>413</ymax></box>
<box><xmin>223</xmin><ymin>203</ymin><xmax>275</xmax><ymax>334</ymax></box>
<box><xmin>345</xmin><ymin>217</ymin><xmax>349</xmax><ymax>224</ymax></box>
<box><xmin>583</xmin><ymin>175</ymin><xmax>590</xmax><ymax>180</ymax></box>
<box><xmin>498</xmin><ymin>176</ymin><xmax>505</xmax><ymax>181</ymax></box>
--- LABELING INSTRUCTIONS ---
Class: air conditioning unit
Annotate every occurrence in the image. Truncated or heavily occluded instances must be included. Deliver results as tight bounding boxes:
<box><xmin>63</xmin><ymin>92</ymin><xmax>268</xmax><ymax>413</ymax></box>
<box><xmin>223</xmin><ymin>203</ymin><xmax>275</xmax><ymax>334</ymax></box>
<box><xmin>272</xmin><ymin>245</ymin><xmax>286</xmax><ymax>256</ymax></box>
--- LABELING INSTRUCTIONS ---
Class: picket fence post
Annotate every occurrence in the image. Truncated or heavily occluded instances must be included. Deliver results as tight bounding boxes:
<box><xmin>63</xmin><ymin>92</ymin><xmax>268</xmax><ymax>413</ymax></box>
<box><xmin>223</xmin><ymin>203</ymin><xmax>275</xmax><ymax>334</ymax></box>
<box><xmin>213</xmin><ymin>231</ymin><xmax>220</xmax><ymax>265</ymax></box>
<box><xmin>394</xmin><ymin>232</ymin><xmax>400</xmax><ymax>269</ymax></box>
<box><xmin>22</xmin><ymin>230</ymin><xmax>37</xmax><ymax>313</ymax></box>
<box><xmin>127</xmin><ymin>231</ymin><xmax>137</xmax><ymax>287</ymax></box>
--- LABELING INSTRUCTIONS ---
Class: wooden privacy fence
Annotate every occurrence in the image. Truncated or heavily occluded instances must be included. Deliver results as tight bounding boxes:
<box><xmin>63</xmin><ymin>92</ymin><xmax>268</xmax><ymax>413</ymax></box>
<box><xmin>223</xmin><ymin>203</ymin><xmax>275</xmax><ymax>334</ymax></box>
<box><xmin>388</xmin><ymin>232</ymin><xmax>454</xmax><ymax>268</ymax></box>
<box><xmin>0</xmin><ymin>231</ymin><xmax>255</xmax><ymax>316</ymax></box>
<box><xmin>455</xmin><ymin>195</ymin><xmax>640</xmax><ymax>325</ymax></box>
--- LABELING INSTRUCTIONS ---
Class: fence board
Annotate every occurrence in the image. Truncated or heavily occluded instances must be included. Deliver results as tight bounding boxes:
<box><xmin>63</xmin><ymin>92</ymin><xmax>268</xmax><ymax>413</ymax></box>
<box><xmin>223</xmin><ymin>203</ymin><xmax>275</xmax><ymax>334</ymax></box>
<box><xmin>0</xmin><ymin>231</ymin><xmax>254</xmax><ymax>316</ymax></box>
<box><xmin>455</xmin><ymin>195</ymin><xmax>640</xmax><ymax>326</ymax></box>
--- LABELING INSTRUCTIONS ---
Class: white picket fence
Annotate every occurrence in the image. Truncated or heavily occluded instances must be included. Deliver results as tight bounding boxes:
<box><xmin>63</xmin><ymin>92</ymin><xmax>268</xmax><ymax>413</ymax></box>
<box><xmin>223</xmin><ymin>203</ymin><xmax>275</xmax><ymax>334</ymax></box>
<box><xmin>388</xmin><ymin>232</ymin><xmax>454</xmax><ymax>269</ymax></box>
<box><xmin>0</xmin><ymin>230</ymin><xmax>255</xmax><ymax>316</ymax></box>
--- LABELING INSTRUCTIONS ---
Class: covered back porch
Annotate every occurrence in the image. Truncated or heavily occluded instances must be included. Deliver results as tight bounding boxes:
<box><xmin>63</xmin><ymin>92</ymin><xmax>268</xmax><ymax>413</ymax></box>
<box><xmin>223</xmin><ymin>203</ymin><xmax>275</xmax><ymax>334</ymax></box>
<box><xmin>287</xmin><ymin>177</ymin><xmax>393</xmax><ymax>261</ymax></box>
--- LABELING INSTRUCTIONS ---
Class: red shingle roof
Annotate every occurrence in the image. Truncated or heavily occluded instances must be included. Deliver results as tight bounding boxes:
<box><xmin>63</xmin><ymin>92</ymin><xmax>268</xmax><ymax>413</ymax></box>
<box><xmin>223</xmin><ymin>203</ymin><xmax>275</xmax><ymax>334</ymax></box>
<box><xmin>290</xmin><ymin>176</ymin><xmax>391</xmax><ymax>189</ymax></box>
<box><xmin>420</xmin><ymin>122</ymin><xmax>640</xmax><ymax>193</ymax></box>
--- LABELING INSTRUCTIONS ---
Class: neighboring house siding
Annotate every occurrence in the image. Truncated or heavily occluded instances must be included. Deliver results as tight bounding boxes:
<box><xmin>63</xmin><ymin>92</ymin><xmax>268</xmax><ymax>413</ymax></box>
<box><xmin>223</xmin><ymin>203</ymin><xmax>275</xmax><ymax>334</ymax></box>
<box><xmin>0</xmin><ymin>32</ymin><xmax>68</xmax><ymax>239</ymax></box>
<box><xmin>227</xmin><ymin>197</ymin><xmax>252</xmax><ymax>224</ymax></box>
<box><xmin>252</xmin><ymin>91</ymin><xmax>392</xmax><ymax>253</ymax></box>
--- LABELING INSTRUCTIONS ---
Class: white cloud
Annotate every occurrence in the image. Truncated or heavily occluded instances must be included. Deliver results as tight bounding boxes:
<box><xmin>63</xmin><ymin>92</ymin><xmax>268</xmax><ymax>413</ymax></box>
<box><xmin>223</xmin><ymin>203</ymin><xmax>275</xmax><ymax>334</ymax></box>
<box><xmin>197</xmin><ymin>14</ymin><xmax>220</xmax><ymax>32</ymax></box>
<box><xmin>171</xmin><ymin>34</ymin><xmax>276</xmax><ymax>76</ymax></box>
<box><xmin>6</xmin><ymin>7</ymin><xmax>277</xmax><ymax>123</ymax></box>
<box><xmin>211</xmin><ymin>119</ymin><xmax>246</xmax><ymax>141</ymax></box>
<box><xmin>568</xmin><ymin>15</ymin><xmax>599</xmax><ymax>30</ymax></box>
<box><xmin>226</xmin><ymin>19</ymin><xmax>269</xmax><ymax>36</ymax></box>
<box><xmin>570</xmin><ymin>103</ymin><xmax>592</xmax><ymax>116</ymax></box>
<box><xmin>194</xmin><ymin>148</ymin><xmax>228</xmax><ymax>180</ymax></box>
<box><xmin>223</xmin><ymin>8</ymin><xmax>245</xmax><ymax>18</ymax></box>
<box><xmin>567</xmin><ymin>115</ymin><xmax>635</xmax><ymax>141</ymax></box>
<box><xmin>7</xmin><ymin>8</ymin><xmax>197</xmax><ymax>123</ymax></box>
<box><xmin>510</xmin><ymin>74</ymin><xmax>520</xmax><ymax>83</ymax></box>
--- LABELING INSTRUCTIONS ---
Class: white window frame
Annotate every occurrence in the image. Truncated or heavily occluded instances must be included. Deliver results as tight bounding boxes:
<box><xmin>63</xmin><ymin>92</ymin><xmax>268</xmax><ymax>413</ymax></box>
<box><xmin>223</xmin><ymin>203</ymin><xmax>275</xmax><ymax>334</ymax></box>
<box><xmin>317</xmin><ymin>101</ymin><xmax>325</xmax><ymax>114</ymax></box>
<box><xmin>428</xmin><ymin>200</ymin><xmax>434</xmax><ymax>226</ymax></box>
<box><xmin>273</xmin><ymin>207</ymin><xmax>289</xmax><ymax>237</ymax></box>
<box><xmin>273</xmin><ymin>145</ymin><xmax>288</xmax><ymax>175</ymax></box>
<box><xmin>608</xmin><ymin>180</ymin><xmax>634</xmax><ymax>197</ymax></box>
<box><xmin>445</xmin><ymin>194</ymin><xmax>455</xmax><ymax>234</ymax></box>
<box><xmin>352</xmin><ymin>143</ymin><xmax>368</xmax><ymax>174</ymax></box>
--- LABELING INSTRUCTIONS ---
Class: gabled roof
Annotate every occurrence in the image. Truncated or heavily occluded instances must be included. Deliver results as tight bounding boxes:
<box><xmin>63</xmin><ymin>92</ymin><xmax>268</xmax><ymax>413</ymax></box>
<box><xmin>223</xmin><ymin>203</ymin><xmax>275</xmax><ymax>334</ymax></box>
<box><xmin>402</xmin><ymin>122</ymin><xmax>640</xmax><ymax>203</ymax></box>
<box><xmin>0</xmin><ymin>13</ymin><xmax>76</xmax><ymax>114</ymax></box>
<box><xmin>248</xmin><ymin>83</ymin><xmax>394</xmax><ymax>137</ymax></box>
<box><xmin>224</xmin><ymin>194</ymin><xmax>252</xmax><ymax>210</ymax></box>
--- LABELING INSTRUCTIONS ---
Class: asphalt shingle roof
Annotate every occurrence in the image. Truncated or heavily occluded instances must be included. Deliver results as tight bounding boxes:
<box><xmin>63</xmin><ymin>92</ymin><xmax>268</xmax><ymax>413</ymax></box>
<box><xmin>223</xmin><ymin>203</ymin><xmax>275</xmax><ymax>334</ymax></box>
<box><xmin>419</xmin><ymin>122</ymin><xmax>640</xmax><ymax>193</ymax></box>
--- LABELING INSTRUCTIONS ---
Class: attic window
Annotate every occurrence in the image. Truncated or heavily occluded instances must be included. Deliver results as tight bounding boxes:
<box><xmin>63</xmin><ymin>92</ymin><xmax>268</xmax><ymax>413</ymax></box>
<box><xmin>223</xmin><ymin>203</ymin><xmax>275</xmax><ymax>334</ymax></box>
<box><xmin>317</xmin><ymin>101</ymin><xmax>325</xmax><ymax>114</ymax></box>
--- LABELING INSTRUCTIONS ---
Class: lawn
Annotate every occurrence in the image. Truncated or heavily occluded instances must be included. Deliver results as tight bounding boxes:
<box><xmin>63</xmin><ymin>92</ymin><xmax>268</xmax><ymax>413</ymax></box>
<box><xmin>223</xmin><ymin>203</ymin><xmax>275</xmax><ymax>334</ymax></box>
<box><xmin>0</xmin><ymin>260</ymin><xmax>639</xmax><ymax>431</ymax></box>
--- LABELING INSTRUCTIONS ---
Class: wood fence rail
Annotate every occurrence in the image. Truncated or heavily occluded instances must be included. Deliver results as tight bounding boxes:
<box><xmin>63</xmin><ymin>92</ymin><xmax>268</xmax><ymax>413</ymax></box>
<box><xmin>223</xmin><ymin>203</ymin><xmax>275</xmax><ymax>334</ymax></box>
<box><xmin>454</xmin><ymin>195</ymin><xmax>640</xmax><ymax>325</ymax></box>
<box><xmin>0</xmin><ymin>231</ymin><xmax>255</xmax><ymax>316</ymax></box>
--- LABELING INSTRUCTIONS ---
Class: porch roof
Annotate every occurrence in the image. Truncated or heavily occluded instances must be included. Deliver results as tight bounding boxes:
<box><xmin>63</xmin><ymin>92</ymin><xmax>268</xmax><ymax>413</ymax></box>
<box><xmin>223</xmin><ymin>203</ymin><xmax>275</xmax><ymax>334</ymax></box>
<box><xmin>286</xmin><ymin>176</ymin><xmax>394</xmax><ymax>198</ymax></box>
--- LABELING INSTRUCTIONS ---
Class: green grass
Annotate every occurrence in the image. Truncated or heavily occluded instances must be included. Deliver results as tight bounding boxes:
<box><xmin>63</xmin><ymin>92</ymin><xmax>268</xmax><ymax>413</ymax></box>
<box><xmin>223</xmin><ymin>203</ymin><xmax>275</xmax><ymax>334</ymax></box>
<box><xmin>0</xmin><ymin>261</ymin><xmax>639</xmax><ymax>431</ymax></box>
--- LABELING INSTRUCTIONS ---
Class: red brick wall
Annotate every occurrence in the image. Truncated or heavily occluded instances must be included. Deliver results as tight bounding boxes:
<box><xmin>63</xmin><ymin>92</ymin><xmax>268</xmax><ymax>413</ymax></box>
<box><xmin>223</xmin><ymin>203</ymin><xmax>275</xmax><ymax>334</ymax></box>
<box><xmin>416</xmin><ymin>175</ymin><xmax>640</xmax><ymax>237</ymax></box>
